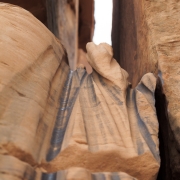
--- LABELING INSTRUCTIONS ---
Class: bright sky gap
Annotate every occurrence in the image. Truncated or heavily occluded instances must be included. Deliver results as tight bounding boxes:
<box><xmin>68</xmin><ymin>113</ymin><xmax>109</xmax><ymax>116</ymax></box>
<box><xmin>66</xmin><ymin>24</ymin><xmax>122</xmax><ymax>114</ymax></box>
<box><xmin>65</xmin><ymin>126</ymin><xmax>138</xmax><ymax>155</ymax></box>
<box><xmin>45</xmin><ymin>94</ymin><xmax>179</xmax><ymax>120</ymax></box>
<box><xmin>93</xmin><ymin>0</ymin><xmax>113</xmax><ymax>45</ymax></box>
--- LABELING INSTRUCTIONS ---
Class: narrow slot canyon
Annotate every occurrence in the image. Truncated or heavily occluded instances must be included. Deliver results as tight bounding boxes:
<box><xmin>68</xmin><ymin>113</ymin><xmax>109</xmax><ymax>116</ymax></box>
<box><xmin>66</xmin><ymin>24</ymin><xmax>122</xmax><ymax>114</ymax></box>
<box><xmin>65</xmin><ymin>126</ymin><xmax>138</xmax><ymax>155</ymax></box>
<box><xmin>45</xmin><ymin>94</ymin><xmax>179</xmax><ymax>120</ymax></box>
<box><xmin>111</xmin><ymin>1</ymin><xmax>180</xmax><ymax>179</ymax></box>
<box><xmin>0</xmin><ymin>0</ymin><xmax>180</xmax><ymax>180</ymax></box>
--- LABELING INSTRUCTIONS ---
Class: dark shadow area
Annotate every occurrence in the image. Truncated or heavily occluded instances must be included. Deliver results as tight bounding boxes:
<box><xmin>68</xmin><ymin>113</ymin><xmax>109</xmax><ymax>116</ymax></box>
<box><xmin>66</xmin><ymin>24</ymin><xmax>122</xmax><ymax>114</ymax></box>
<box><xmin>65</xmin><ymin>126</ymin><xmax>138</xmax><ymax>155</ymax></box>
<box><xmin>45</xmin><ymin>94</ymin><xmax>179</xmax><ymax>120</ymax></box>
<box><xmin>112</xmin><ymin>0</ymin><xmax>137</xmax><ymax>85</ymax></box>
<box><xmin>0</xmin><ymin>0</ymin><xmax>47</xmax><ymax>26</ymax></box>
<box><xmin>155</xmin><ymin>78</ymin><xmax>172</xmax><ymax>180</ymax></box>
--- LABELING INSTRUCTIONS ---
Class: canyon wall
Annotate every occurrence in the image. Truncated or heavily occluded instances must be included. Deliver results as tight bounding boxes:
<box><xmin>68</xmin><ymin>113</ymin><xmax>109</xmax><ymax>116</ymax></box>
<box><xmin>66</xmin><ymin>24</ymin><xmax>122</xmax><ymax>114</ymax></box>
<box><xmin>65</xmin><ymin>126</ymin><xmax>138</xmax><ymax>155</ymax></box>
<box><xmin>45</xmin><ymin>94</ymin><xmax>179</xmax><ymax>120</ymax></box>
<box><xmin>0</xmin><ymin>3</ymin><xmax>160</xmax><ymax>180</ymax></box>
<box><xmin>2</xmin><ymin>0</ymin><xmax>180</xmax><ymax>179</ymax></box>
<box><xmin>112</xmin><ymin>0</ymin><xmax>180</xmax><ymax>179</ymax></box>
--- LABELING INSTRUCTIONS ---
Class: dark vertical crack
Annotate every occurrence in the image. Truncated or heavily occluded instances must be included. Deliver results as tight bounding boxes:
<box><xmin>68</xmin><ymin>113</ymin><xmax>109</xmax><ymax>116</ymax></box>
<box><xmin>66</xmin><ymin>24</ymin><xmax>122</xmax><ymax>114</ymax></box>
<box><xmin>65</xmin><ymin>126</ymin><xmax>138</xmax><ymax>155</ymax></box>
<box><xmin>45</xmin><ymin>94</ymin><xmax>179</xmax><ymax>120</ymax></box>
<box><xmin>155</xmin><ymin>78</ymin><xmax>172</xmax><ymax>180</ymax></box>
<box><xmin>156</xmin><ymin>77</ymin><xmax>180</xmax><ymax>179</ymax></box>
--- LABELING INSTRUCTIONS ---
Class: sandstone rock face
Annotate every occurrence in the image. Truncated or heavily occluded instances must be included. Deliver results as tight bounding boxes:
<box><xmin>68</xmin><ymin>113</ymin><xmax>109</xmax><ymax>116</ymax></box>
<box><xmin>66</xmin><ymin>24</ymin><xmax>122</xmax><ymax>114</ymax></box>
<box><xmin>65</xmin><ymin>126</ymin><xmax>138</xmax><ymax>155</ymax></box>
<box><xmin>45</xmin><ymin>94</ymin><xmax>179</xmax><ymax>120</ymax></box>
<box><xmin>112</xmin><ymin>1</ymin><xmax>180</xmax><ymax>179</ymax></box>
<box><xmin>0</xmin><ymin>2</ymin><xmax>68</xmax><ymax>178</ymax></box>
<box><xmin>112</xmin><ymin>0</ymin><xmax>139</xmax><ymax>86</ymax></box>
<box><xmin>2</xmin><ymin>0</ymin><xmax>47</xmax><ymax>26</ymax></box>
<box><xmin>47</xmin><ymin>0</ymin><xmax>94</xmax><ymax>70</ymax></box>
<box><xmin>0</xmin><ymin>155</ymin><xmax>35</xmax><ymax>180</ymax></box>
<box><xmin>56</xmin><ymin>168</ymin><xmax>137</xmax><ymax>180</ymax></box>
<box><xmin>0</xmin><ymin>3</ymin><xmax>159</xmax><ymax>180</ymax></box>
<box><xmin>56</xmin><ymin>0</ymin><xmax>79</xmax><ymax>70</ymax></box>
<box><xmin>150</xmin><ymin>2</ymin><xmax>180</xmax><ymax>178</ymax></box>
<box><xmin>41</xmin><ymin>43</ymin><xmax>160</xmax><ymax>180</ymax></box>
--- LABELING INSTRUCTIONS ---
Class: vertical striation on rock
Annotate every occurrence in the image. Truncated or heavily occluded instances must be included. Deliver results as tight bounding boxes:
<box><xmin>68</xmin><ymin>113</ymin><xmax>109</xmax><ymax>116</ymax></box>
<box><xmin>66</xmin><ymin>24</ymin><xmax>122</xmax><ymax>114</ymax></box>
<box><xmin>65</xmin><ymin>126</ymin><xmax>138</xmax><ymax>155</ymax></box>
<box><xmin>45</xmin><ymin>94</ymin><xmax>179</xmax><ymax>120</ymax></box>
<box><xmin>78</xmin><ymin>0</ymin><xmax>94</xmax><ymax>52</ymax></box>
<box><xmin>112</xmin><ymin>1</ymin><xmax>180</xmax><ymax>179</ymax></box>
<box><xmin>41</xmin><ymin>43</ymin><xmax>160</xmax><ymax>180</ymax></box>
<box><xmin>46</xmin><ymin>0</ymin><xmax>94</xmax><ymax>70</ymax></box>
<box><xmin>0</xmin><ymin>3</ymin><xmax>160</xmax><ymax>180</ymax></box>
<box><xmin>0</xmin><ymin>1</ymin><xmax>68</xmax><ymax>173</ymax></box>
<box><xmin>56</xmin><ymin>168</ymin><xmax>137</xmax><ymax>180</ymax></box>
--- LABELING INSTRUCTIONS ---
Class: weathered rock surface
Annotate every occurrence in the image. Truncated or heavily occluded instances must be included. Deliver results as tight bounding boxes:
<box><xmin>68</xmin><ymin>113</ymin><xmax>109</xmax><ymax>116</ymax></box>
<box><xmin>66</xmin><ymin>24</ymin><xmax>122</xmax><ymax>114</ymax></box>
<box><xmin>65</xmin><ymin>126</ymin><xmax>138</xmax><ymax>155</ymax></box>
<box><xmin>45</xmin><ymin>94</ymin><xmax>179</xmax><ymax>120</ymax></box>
<box><xmin>112</xmin><ymin>0</ymin><xmax>143</xmax><ymax>87</ymax></box>
<box><xmin>41</xmin><ymin>43</ymin><xmax>160</xmax><ymax>180</ymax></box>
<box><xmin>56</xmin><ymin>0</ymin><xmax>79</xmax><ymax>70</ymax></box>
<box><xmin>154</xmin><ymin>3</ymin><xmax>180</xmax><ymax>178</ymax></box>
<box><xmin>46</xmin><ymin>0</ymin><xmax>94</xmax><ymax>70</ymax></box>
<box><xmin>0</xmin><ymin>155</ymin><xmax>35</xmax><ymax>180</ymax></box>
<box><xmin>112</xmin><ymin>1</ymin><xmax>180</xmax><ymax>179</ymax></box>
<box><xmin>0</xmin><ymin>1</ymin><xmax>68</xmax><ymax>168</ymax></box>
<box><xmin>52</xmin><ymin>168</ymin><xmax>137</xmax><ymax>180</ymax></box>
<box><xmin>2</xmin><ymin>0</ymin><xmax>94</xmax><ymax>69</ymax></box>
<box><xmin>0</xmin><ymin>3</ymin><xmax>160</xmax><ymax>180</ymax></box>
<box><xmin>2</xmin><ymin>0</ymin><xmax>47</xmax><ymax>26</ymax></box>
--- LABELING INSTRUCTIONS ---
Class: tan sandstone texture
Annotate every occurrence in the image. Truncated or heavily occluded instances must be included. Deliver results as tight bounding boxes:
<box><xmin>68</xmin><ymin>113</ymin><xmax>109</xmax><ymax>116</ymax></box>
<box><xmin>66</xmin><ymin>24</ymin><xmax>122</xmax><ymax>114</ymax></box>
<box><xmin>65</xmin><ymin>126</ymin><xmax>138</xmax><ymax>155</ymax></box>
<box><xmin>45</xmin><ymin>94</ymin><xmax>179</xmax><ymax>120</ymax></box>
<box><xmin>0</xmin><ymin>2</ymin><xmax>68</xmax><ymax>178</ymax></box>
<box><xmin>41</xmin><ymin>43</ymin><xmax>160</xmax><ymax>180</ymax></box>
<box><xmin>56</xmin><ymin>168</ymin><xmax>137</xmax><ymax>180</ymax></box>
<box><xmin>146</xmin><ymin>2</ymin><xmax>180</xmax><ymax>178</ymax></box>
<box><xmin>114</xmin><ymin>0</ymin><xmax>180</xmax><ymax>143</ymax></box>
<box><xmin>143</xmin><ymin>0</ymin><xmax>180</xmax><ymax>151</ymax></box>
<box><xmin>0</xmin><ymin>3</ymin><xmax>159</xmax><ymax>180</ymax></box>
<box><xmin>112</xmin><ymin>1</ymin><xmax>180</xmax><ymax>179</ymax></box>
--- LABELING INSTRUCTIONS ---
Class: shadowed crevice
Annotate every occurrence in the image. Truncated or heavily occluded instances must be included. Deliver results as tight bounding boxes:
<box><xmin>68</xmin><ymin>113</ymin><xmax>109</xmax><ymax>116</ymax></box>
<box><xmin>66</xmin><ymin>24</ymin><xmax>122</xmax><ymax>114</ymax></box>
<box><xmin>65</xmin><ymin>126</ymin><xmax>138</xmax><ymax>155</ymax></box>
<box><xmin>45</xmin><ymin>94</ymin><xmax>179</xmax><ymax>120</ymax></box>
<box><xmin>155</xmin><ymin>77</ymin><xmax>173</xmax><ymax>180</ymax></box>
